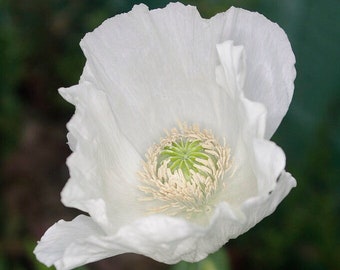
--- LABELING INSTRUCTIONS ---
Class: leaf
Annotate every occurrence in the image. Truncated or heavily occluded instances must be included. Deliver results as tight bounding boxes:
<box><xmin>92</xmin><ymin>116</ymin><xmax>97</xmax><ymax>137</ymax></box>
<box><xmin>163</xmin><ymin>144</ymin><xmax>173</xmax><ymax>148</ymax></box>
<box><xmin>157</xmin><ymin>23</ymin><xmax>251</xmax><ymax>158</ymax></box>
<box><xmin>170</xmin><ymin>248</ymin><xmax>231</xmax><ymax>270</ymax></box>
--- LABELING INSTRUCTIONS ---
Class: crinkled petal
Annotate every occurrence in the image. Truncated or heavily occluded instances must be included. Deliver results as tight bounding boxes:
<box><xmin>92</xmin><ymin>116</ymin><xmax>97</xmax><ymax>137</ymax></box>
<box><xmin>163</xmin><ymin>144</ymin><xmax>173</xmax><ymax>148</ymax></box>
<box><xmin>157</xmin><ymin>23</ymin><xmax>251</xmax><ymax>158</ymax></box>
<box><xmin>183</xmin><ymin>171</ymin><xmax>296</xmax><ymax>263</ymax></box>
<box><xmin>79</xmin><ymin>3</ymin><xmax>295</xmax><ymax>160</ymax></box>
<box><xmin>250</xmin><ymin>139</ymin><xmax>286</xmax><ymax>194</ymax></box>
<box><xmin>211</xmin><ymin>7</ymin><xmax>296</xmax><ymax>138</ymax></box>
<box><xmin>34</xmin><ymin>214</ymin><xmax>206</xmax><ymax>269</ymax></box>
<box><xmin>216</xmin><ymin>40</ymin><xmax>246</xmax><ymax>98</ymax></box>
<box><xmin>36</xmin><ymin>3</ymin><xmax>297</xmax><ymax>269</ymax></box>
<box><xmin>34</xmin><ymin>171</ymin><xmax>295</xmax><ymax>269</ymax></box>
<box><xmin>59</xmin><ymin>83</ymin><xmax>143</xmax><ymax>233</ymax></box>
<box><xmin>79</xmin><ymin>3</ymin><xmax>236</xmax><ymax>155</ymax></box>
<box><xmin>240</xmin><ymin>171</ymin><xmax>296</xmax><ymax>228</ymax></box>
<box><xmin>216</xmin><ymin>40</ymin><xmax>285</xmax><ymax>202</ymax></box>
<box><xmin>34</xmin><ymin>215</ymin><xmax>114</xmax><ymax>270</ymax></box>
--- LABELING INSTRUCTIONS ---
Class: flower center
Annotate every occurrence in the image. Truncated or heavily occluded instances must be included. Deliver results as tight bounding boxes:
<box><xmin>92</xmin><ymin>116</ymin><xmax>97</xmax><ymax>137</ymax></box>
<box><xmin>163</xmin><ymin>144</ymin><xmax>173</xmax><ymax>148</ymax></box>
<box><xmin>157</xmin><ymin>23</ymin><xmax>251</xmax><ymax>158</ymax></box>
<box><xmin>158</xmin><ymin>139</ymin><xmax>214</xmax><ymax>182</ymax></box>
<box><xmin>138</xmin><ymin>123</ymin><xmax>231</xmax><ymax>219</ymax></box>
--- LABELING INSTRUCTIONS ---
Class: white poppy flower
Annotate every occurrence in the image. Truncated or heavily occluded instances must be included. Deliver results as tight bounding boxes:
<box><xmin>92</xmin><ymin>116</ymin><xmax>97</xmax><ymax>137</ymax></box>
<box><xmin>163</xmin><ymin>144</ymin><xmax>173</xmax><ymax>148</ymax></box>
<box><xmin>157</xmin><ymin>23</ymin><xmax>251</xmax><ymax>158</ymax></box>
<box><xmin>34</xmin><ymin>2</ymin><xmax>296</xmax><ymax>270</ymax></box>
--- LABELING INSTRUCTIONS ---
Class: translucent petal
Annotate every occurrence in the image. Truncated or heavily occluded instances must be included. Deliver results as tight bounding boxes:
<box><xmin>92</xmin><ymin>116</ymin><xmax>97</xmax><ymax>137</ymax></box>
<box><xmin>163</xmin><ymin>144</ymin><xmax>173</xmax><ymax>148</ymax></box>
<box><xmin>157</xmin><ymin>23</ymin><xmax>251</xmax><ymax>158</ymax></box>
<box><xmin>59</xmin><ymin>83</ymin><xmax>142</xmax><ymax>233</ymax></box>
<box><xmin>215</xmin><ymin>40</ymin><xmax>286</xmax><ymax>204</ymax></box>
<box><xmin>36</xmin><ymin>3</ymin><xmax>297</xmax><ymax>268</ymax></box>
<box><xmin>185</xmin><ymin>171</ymin><xmax>296</xmax><ymax>262</ymax></box>
<box><xmin>34</xmin><ymin>215</ymin><xmax>112</xmax><ymax>270</ymax></box>
<box><xmin>34</xmin><ymin>211</ymin><xmax>240</xmax><ymax>268</ymax></box>
<box><xmin>34</xmin><ymin>170</ymin><xmax>295</xmax><ymax>269</ymax></box>
<box><xmin>79</xmin><ymin>3</ymin><xmax>295</xmax><ymax>161</ymax></box>
<box><xmin>240</xmin><ymin>171</ymin><xmax>296</xmax><ymax>228</ymax></box>
<box><xmin>211</xmin><ymin>7</ymin><xmax>296</xmax><ymax>138</ymax></box>
<box><xmin>79</xmin><ymin>3</ymin><xmax>235</xmax><ymax>154</ymax></box>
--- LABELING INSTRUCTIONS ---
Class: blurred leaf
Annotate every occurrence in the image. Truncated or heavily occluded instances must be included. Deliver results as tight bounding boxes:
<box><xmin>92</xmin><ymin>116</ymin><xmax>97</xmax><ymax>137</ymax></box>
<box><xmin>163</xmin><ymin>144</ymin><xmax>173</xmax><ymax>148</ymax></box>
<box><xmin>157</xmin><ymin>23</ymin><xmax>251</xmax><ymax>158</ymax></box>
<box><xmin>0</xmin><ymin>255</ymin><xmax>8</xmax><ymax>269</ymax></box>
<box><xmin>171</xmin><ymin>248</ymin><xmax>231</xmax><ymax>270</ymax></box>
<box><xmin>0</xmin><ymin>0</ymin><xmax>23</xmax><ymax>160</ymax></box>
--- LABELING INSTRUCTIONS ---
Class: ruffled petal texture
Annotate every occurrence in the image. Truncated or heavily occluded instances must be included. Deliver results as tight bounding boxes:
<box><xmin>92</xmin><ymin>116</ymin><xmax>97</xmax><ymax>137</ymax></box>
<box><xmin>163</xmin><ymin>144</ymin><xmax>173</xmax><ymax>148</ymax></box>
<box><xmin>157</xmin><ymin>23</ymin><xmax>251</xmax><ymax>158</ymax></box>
<box><xmin>80</xmin><ymin>3</ymin><xmax>228</xmax><ymax>155</ymax></box>
<box><xmin>80</xmin><ymin>2</ymin><xmax>295</xmax><ymax>154</ymax></box>
<box><xmin>34</xmin><ymin>215</ymin><xmax>113</xmax><ymax>269</ymax></box>
<box><xmin>58</xmin><ymin>83</ymin><xmax>143</xmax><ymax>233</ymax></box>
<box><xmin>34</xmin><ymin>172</ymin><xmax>295</xmax><ymax>269</ymax></box>
<box><xmin>35</xmin><ymin>2</ymin><xmax>296</xmax><ymax>270</ymax></box>
<box><xmin>211</xmin><ymin>7</ymin><xmax>296</xmax><ymax>138</ymax></box>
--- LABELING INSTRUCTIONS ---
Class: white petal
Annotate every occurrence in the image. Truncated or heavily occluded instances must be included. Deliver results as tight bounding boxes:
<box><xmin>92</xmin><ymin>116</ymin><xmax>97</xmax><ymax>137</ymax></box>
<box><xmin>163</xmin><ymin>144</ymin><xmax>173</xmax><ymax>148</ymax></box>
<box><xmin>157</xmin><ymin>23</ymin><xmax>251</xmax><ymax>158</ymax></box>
<box><xmin>59</xmin><ymin>83</ymin><xmax>143</xmax><ymax>233</ymax></box>
<box><xmin>223</xmin><ymin>133</ymin><xmax>285</xmax><ymax>204</ymax></box>
<box><xmin>216</xmin><ymin>40</ymin><xmax>246</xmax><ymax>98</ymax></box>
<box><xmin>34</xmin><ymin>170</ymin><xmax>295</xmax><ymax>269</ymax></box>
<box><xmin>39</xmin><ymin>4</ymin><xmax>297</xmax><ymax>268</ymax></box>
<box><xmin>215</xmin><ymin>40</ymin><xmax>286</xmax><ymax>203</ymax></box>
<box><xmin>79</xmin><ymin>3</ymin><xmax>236</xmax><ymax>154</ymax></box>
<box><xmin>215</xmin><ymin>40</ymin><xmax>260</xmax><ymax>202</ymax></box>
<box><xmin>79</xmin><ymin>3</ymin><xmax>295</xmax><ymax>159</ymax></box>
<box><xmin>192</xmin><ymin>171</ymin><xmax>296</xmax><ymax>261</ymax></box>
<box><xmin>250</xmin><ymin>139</ymin><xmax>286</xmax><ymax>194</ymax></box>
<box><xmin>211</xmin><ymin>7</ymin><xmax>296</xmax><ymax>138</ymax></box>
<box><xmin>107</xmin><ymin>171</ymin><xmax>295</xmax><ymax>264</ymax></box>
<box><xmin>34</xmin><ymin>213</ymin><xmax>219</xmax><ymax>268</ymax></box>
<box><xmin>34</xmin><ymin>215</ymin><xmax>114</xmax><ymax>270</ymax></box>
<box><xmin>240</xmin><ymin>171</ymin><xmax>296</xmax><ymax>228</ymax></box>
<box><xmin>35</xmin><ymin>214</ymin><xmax>207</xmax><ymax>268</ymax></box>
<box><xmin>215</xmin><ymin>39</ymin><xmax>265</xmax><ymax>140</ymax></box>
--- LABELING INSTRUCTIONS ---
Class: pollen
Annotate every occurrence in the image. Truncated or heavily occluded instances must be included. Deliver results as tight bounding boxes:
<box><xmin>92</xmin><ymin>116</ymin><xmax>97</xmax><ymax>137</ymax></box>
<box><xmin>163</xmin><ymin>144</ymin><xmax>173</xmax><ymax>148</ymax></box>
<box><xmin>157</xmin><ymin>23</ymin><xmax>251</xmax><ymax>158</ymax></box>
<box><xmin>138</xmin><ymin>123</ymin><xmax>231</xmax><ymax>219</ymax></box>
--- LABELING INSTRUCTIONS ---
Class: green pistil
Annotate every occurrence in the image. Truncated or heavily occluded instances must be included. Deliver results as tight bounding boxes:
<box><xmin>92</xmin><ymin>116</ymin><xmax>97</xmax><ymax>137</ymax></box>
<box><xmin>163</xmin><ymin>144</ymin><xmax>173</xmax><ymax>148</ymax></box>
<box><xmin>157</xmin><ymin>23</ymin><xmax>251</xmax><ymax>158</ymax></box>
<box><xmin>158</xmin><ymin>139</ymin><xmax>210</xmax><ymax>181</ymax></box>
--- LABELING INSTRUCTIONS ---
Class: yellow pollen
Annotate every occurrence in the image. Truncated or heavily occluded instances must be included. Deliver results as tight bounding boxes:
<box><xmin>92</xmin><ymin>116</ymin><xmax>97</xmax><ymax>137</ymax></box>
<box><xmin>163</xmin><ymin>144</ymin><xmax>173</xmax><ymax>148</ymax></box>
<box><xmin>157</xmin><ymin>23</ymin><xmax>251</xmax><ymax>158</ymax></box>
<box><xmin>138</xmin><ymin>123</ymin><xmax>231</xmax><ymax>219</ymax></box>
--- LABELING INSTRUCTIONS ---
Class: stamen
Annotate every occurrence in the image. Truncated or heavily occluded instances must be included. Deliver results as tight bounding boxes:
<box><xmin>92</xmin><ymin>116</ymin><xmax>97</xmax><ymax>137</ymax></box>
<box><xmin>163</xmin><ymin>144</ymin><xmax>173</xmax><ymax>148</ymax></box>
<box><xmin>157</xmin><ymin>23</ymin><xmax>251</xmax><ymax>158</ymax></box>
<box><xmin>138</xmin><ymin>123</ymin><xmax>231</xmax><ymax>219</ymax></box>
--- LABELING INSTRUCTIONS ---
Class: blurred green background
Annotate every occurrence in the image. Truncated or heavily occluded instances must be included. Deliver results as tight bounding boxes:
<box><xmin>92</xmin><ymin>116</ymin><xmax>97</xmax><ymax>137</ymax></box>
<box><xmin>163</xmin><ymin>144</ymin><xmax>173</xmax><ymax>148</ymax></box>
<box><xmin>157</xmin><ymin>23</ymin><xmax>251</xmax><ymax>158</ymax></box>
<box><xmin>0</xmin><ymin>0</ymin><xmax>339</xmax><ymax>269</ymax></box>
